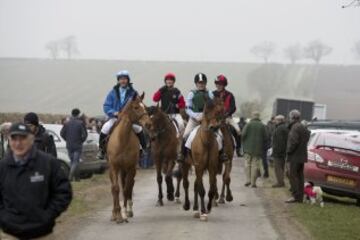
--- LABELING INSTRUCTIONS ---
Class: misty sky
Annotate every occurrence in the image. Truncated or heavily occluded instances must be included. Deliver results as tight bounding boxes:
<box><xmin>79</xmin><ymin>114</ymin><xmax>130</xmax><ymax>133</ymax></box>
<box><xmin>0</xmin><ymin>0</ymin><xmax>359</xmax><ymax>64</ymax></box>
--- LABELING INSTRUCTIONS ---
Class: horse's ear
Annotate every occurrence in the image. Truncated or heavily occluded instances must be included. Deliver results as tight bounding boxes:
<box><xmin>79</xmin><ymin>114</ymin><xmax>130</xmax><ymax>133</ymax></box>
<box><xmin>140</xmin><ymin>92</ymin><xmax>145</xmax><ymax>101</ymax></box>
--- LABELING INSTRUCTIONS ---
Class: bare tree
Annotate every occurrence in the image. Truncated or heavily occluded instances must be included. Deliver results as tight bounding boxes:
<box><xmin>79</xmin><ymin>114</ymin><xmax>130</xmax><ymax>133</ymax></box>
<box><xmin>304</xmin><ymin>40</ymin><xmax>332</xmax><ymax>64</ymax></box>
<box><xmin>352</xmin><ymin>40</ymin><xmax>360</xmax><ymax>60</ymax></box>
<box><xmin>284</xmin><ymin>44</ymin><xmax>302</xmax><ymax>64</ymax></box>
<box><xmin>45</xmin><ymin>41</ymin><xmax>60</xmax><ymax>59</ymax></box>
<box><xmin>342</xmin><ymin>0</ymin><xmax>360</xmax><ymax>8</ymax></box>
<box><xmin>250</xmin><ymin>41</ymin><xmax>276</xmax><ymax>63</ymax></box>
<box><xmin>60</xmin><ymin>35</ymin><xmax>79</xmax><ymax>59</ymax></box>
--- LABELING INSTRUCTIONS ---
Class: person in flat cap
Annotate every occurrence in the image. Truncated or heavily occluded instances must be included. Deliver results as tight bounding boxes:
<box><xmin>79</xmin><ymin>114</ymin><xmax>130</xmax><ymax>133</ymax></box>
<box><xmin>24</xmin><ymin>112</ymin><xmax>57</xmax><ymax>158</ymax></box>
<box><xmin>271</xmin><ymin>115</ymin><xmax>289</xmax><ymax>188</ymax></box>
<box><xmin>0</xmin><ymin>123</ymin><xmax>72</xmax><ymax>239</ymax></box>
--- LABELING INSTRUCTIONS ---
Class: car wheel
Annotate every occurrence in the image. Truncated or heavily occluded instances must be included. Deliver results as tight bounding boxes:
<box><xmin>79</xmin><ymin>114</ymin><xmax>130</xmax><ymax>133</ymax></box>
<box><xmin>59</xmin><ymin>161</ymin><xmax>70</xmax><ymax>177</ymax></box>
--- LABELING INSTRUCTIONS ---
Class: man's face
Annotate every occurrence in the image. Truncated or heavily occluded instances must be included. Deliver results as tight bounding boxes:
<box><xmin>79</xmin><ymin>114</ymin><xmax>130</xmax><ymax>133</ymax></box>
<box><xmin>118</xmin><ymin>77</ymin><xmax>129</xmax><ymax>88</ymax></box>
<box><xmin>196</xmin><ymin>82</ymin><xmax>206</xmax><ymax>90</ymax></box>
<box><xmin>165</xmin><ymin>79</ymin><xmax>175</xmax><ymax>88</ymax></box>
<box><xmin>9</xmin><ymin>134</ymin><xmax>34</xmax><ymax>157</ymax></box>
<box><xmin>215</xmin><ymin>83</ymin><xmax>225</xmax><ymax>91</ymax></box>
<box><xmin>26</xmin><ymin>124</ymin><xmax>37</xmax><ymax>134</ymax></box>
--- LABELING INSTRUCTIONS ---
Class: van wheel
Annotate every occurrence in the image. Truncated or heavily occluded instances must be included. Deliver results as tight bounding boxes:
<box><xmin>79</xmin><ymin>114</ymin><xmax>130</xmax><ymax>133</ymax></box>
<box><xmin>60</xmin><ymin>161</ymin><xmax>70</xmax><ymax>177</ymax></box>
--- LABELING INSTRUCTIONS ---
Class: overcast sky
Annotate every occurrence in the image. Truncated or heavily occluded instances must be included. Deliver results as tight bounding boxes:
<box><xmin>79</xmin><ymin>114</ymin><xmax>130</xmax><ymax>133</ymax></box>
<box><xmin>0</xmin><ymin>0</ymin><xmax>359</xmax><ymax>64</ymax></box>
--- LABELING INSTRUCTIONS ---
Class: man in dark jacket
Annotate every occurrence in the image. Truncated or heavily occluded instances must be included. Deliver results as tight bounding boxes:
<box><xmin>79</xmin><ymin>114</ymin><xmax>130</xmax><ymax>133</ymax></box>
<box><xmin>60</xmin><ymin>108</ymin><xmax>88</xmax><ymax>181</ymax></box>
<box><xmin>0</xmin><ymin>123</ymin><xmax>72</xmax><ymax>239</ymax></box>
<box><xmin>242</xmin><ymin>112</ymin><xmax>268</xmax><ymax>187</ymax></box>
<box><xmin>24</xmin><ymin>112</ymin><xmax>57</xmax><ymax>158</ymax></box>
<box><xmin>285</xmin><ymin>110</ymin><xmax>310</xmax><ymax>203</ymax></box>
<box><xmin>271</xmin><ymin>115</ymin><xmax>289</xmax><ymax>188</ymax></box>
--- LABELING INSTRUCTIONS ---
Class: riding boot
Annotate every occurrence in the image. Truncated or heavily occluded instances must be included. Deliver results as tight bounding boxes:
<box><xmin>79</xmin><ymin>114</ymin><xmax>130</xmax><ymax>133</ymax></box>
<box><xmin>229</xmin><ymin>126</ymin><xmax>242</xmax><ymax>157</ymax></box>
<box><xmin>96</xmin><ymin>133</ymin><xmax>107</xmax><ymax>160</ymax></box>
<box><xmin>219</xmin><ymin>149</ymin><xmax>229</xmax><ymax>163</ymax></box>
<box><xmin>176</xmin><ymin>141</ymin><xmax>187</xmax><ymax>163</ymax></box>
<box><xmin>137</xmin><ymin>131</ymin><xmax>150</xmax><ymax>157</ymax></box>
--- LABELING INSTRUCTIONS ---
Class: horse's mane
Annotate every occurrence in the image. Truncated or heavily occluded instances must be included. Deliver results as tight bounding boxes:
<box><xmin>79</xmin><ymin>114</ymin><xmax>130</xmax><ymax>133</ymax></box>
<box><xmin>147</xmin><ymin>106</ymin><xmax>171</xmax><ymax>128</ymax></box>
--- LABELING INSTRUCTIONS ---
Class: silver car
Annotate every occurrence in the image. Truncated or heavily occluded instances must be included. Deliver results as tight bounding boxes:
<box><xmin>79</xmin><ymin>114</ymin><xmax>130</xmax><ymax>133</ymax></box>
<box><xmin>44</xmin><ymin>124</ymin><xmax>107</xmax><ymax>178</ymax></box>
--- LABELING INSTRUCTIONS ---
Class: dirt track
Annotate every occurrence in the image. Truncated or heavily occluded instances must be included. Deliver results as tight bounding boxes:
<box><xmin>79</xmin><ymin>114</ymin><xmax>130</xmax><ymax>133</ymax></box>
<box><xmin>50</xmin><ymin>158</ymin><xmax>310</xmax><ymax>240</ymax></box>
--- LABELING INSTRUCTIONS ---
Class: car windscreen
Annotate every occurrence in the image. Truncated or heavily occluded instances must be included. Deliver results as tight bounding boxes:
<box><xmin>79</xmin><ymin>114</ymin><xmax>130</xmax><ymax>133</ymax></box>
<box><xmin>315</xmin><ymin>133</ymin><xmax>360</xmax><ymax>153</ymax></box>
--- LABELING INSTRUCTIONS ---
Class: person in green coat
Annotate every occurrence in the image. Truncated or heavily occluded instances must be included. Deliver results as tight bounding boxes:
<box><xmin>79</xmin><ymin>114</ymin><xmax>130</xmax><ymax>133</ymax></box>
<box><xmin>242</xmin><ymin>112</ymin><xmax>268</xmax><ymax>187</ymax></box>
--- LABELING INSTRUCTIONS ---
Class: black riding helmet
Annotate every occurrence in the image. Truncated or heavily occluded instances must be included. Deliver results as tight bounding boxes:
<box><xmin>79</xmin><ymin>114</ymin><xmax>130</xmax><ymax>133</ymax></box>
<box><xmin>194</xmin><ymin>73</ymin><xmax>207</xmax><ymax>84</ymax></box>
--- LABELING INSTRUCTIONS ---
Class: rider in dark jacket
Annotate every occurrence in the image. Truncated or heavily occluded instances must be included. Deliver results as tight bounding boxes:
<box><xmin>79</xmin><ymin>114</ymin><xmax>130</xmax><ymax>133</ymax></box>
<box><xmin>24</xmin><ymin>112</ymin><xmax>57</xmax><ymax>158</ymax></box>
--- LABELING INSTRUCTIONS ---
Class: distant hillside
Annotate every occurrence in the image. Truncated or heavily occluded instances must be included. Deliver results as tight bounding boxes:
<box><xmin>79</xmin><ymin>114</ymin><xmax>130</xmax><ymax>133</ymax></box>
<box><xmin>0</xmin><ymin>58</ymin><xmax>359</xmax><ymax>120</ymax></box>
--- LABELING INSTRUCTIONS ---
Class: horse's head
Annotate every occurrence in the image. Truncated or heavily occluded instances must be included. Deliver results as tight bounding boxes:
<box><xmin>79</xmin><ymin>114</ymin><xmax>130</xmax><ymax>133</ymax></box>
<box><xmin>203</xmin><ymin>97</ymin><xmax>225</xmax><ymax>131</ymax></box>
<box><xmin>123</xmin><ymin>92</ymin><xmax>152</xmax><ymax>128</ymax></box>
<box><xmin>145</xmin><ymin>105</ymin><xmax>167</xmax><ymax>140</ymax></box>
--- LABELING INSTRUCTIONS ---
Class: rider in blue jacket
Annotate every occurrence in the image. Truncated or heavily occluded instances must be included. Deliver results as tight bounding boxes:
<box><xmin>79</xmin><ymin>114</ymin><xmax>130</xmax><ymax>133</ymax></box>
<box><xmin>97</xmin><ymin>70</ymin><xmax>149</xmax><ymax>159</ymax></box>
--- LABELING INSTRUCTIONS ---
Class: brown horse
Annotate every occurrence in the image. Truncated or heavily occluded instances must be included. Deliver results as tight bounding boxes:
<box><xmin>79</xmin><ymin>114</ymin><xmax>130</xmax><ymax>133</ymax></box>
<box><xmin>146</xmin><ymin>106</ymin><xmax>182</xmax><ymax>206</ymax></box>
<box><xmin>217</xmin><ymin>122</ymin><xmax>235</xmax><ymax>204</ymax></box>
<box><xmin>182</xmin><ymin>98</ymin><xmax>224</xmax><ymax>221</ymax></box>
<box><xmin>107</xmin><ymin>93</ymin><xmax>151</xmax><ymax>223</ymax></box>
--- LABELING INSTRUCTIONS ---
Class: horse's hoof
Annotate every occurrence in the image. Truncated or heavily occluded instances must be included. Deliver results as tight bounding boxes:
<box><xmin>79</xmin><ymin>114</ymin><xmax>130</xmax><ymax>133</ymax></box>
<box><xmin>175</xmin><ymin>197</ymin><xmax>182</xmax><ymax>204</ymax></box>
<box><xmin>167</xmin><ymin>194</ymin><xmax>175</xmax><ymax>202</ymax></box>
<box><xmin>193</xmin><ymin>212</ymin><xmax>200</xmax><ymax>218</ymax></box>
<box><xmin>218</xmin><ymin>198</ymin><xmax>225</xmax><ymax>204</ymax></box>
<box><xmin>200</xmin><ymin>214</ymin><xmax>208</xmax><ymax>222</ymax></box>
<box><xmin>110</xmin><ymin>216</ymin><xmax>116</xmax><ymax>222</ymax></box>
<box><xmin>126</xmin><ymin>211</ymin><xmax>134</xmax><ymax>218</ymax></box>
<box><xmin>226</xmin><ymin>194</ymin><xmax>234</xmax><ymax>202</ymax></box>
<box><xmin>116</xmin><ymin>218</ymin><xmax>124</xmax><ymax>224</ymax></box>
<box><xmin>183</xmin><ymin>202</ymin><xmax>190</xmax><ymax>211</ymax></box>
<box><xmin>156</xmin><ymin>200</ymin><xmax>164</xmax><ymax>207</ymax></box>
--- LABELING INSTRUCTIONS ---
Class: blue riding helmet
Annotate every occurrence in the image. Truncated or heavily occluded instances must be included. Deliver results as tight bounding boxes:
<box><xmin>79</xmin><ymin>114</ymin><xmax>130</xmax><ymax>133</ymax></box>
<box><xmin>116</xmin><ymin>70</ymin><xmax>130</xmax><ymax>81</ymax></box>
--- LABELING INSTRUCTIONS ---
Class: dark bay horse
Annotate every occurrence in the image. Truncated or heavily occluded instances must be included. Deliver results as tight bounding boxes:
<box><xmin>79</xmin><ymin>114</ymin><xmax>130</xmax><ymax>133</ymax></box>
<box><xmin>146</xmin><ymin>106</ymin><xmax>182</xmax><ymax>206</ymax></box>
<box><xmin>182</xmin><ymin>98</ymin><xmax>224</xmax><ymax>221</ymax></box>
<box><xmin>107</xmin><ymin>93</ymin><xmax>151</xmax><ymax>223</ymax></box>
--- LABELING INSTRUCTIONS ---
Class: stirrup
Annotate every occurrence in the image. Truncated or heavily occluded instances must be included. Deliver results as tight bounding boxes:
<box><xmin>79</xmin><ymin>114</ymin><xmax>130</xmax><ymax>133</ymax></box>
<box><xmin>96</xmin><ymin>151</ymin><xmax>105</xmax><ymax>160</ymax></box>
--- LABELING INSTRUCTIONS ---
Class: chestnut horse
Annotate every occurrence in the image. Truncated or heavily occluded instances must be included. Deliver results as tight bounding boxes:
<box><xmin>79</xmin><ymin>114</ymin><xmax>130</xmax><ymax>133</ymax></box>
<box><xmin>217</xmin><ymin>122</ymin><xmax>234</xmax><ymax>204</ymax></box>
<box><xmin>182</xmin><ymin>98</ymin><xmax>224</xmax><ymax>221</ymax></box>
<box><xmin>107</xmin><ymin>93</ymin><xmax>151</xmax><ymax>223</ymax></box>
<box><xmin>146</xmin><ymin>106</ymin><xmax>182</xmax><ymax>206</ymax></box>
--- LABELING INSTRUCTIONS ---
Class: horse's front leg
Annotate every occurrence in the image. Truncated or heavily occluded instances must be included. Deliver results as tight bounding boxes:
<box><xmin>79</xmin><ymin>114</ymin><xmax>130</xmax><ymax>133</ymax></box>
<box><xmin>174</xmin><ymin>163</ymin><xmax>182</xmax><ymax>204</ymax></box>
<box><xmin>207</xmin><ymin>167</ymin><xmax>217</xmax><ymax>214</ymax></box>
<box><xmin>110</xmin><ymin>167</ymin><xmax>123</xmax><ymax>223</ymax></box>
<box><xmin>219</xmin><ymin>162</ymin><xmax>228</xmax><ymax>204</ymax></box>
<box><xmin>195</xmin><ymin>171</ymin><xmax>207</xmax><ymax>221</ymax></box>
<box><xmin>123</xmin><ymin>168</ymin><xmax>136</xmax><ymax>219</ymax></box>
<box><xmin>182</xmin><ymin>162</ymin><xmax>191</xmax><ymax>211</ymax></box>
<box><xmin>165</xmin><ymin>160</ymin><xmax>175</xmax><ymax>202</ymax></box>
<box><xmin>156</xmin><ymin>162</ymin><xmax>164</xmax><ymax>206</ymax></box>
<box><xmin>225</xmin><ymin>162</ymin><xmax>234</xmax><ymax>202</ymax></box>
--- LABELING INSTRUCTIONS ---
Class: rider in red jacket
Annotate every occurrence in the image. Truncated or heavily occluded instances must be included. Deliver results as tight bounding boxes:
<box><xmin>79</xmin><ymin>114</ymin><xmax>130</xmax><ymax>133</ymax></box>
<box><xmin>152</xmin><ymin>73</ymin><xmax>186</xmax><ymax>134</ymax></box>
<box><xmin>213</xmin><ymin>74</ymin><xmax>242</xmax><ymax>156</ymax></box>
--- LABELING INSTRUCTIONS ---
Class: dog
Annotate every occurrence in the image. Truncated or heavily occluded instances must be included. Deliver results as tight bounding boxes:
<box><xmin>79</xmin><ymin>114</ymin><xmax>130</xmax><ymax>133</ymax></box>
<box><xmin>304</xmin><ymin>181</ymin><xmax>324</xmax><ymax>207</ymax></box>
